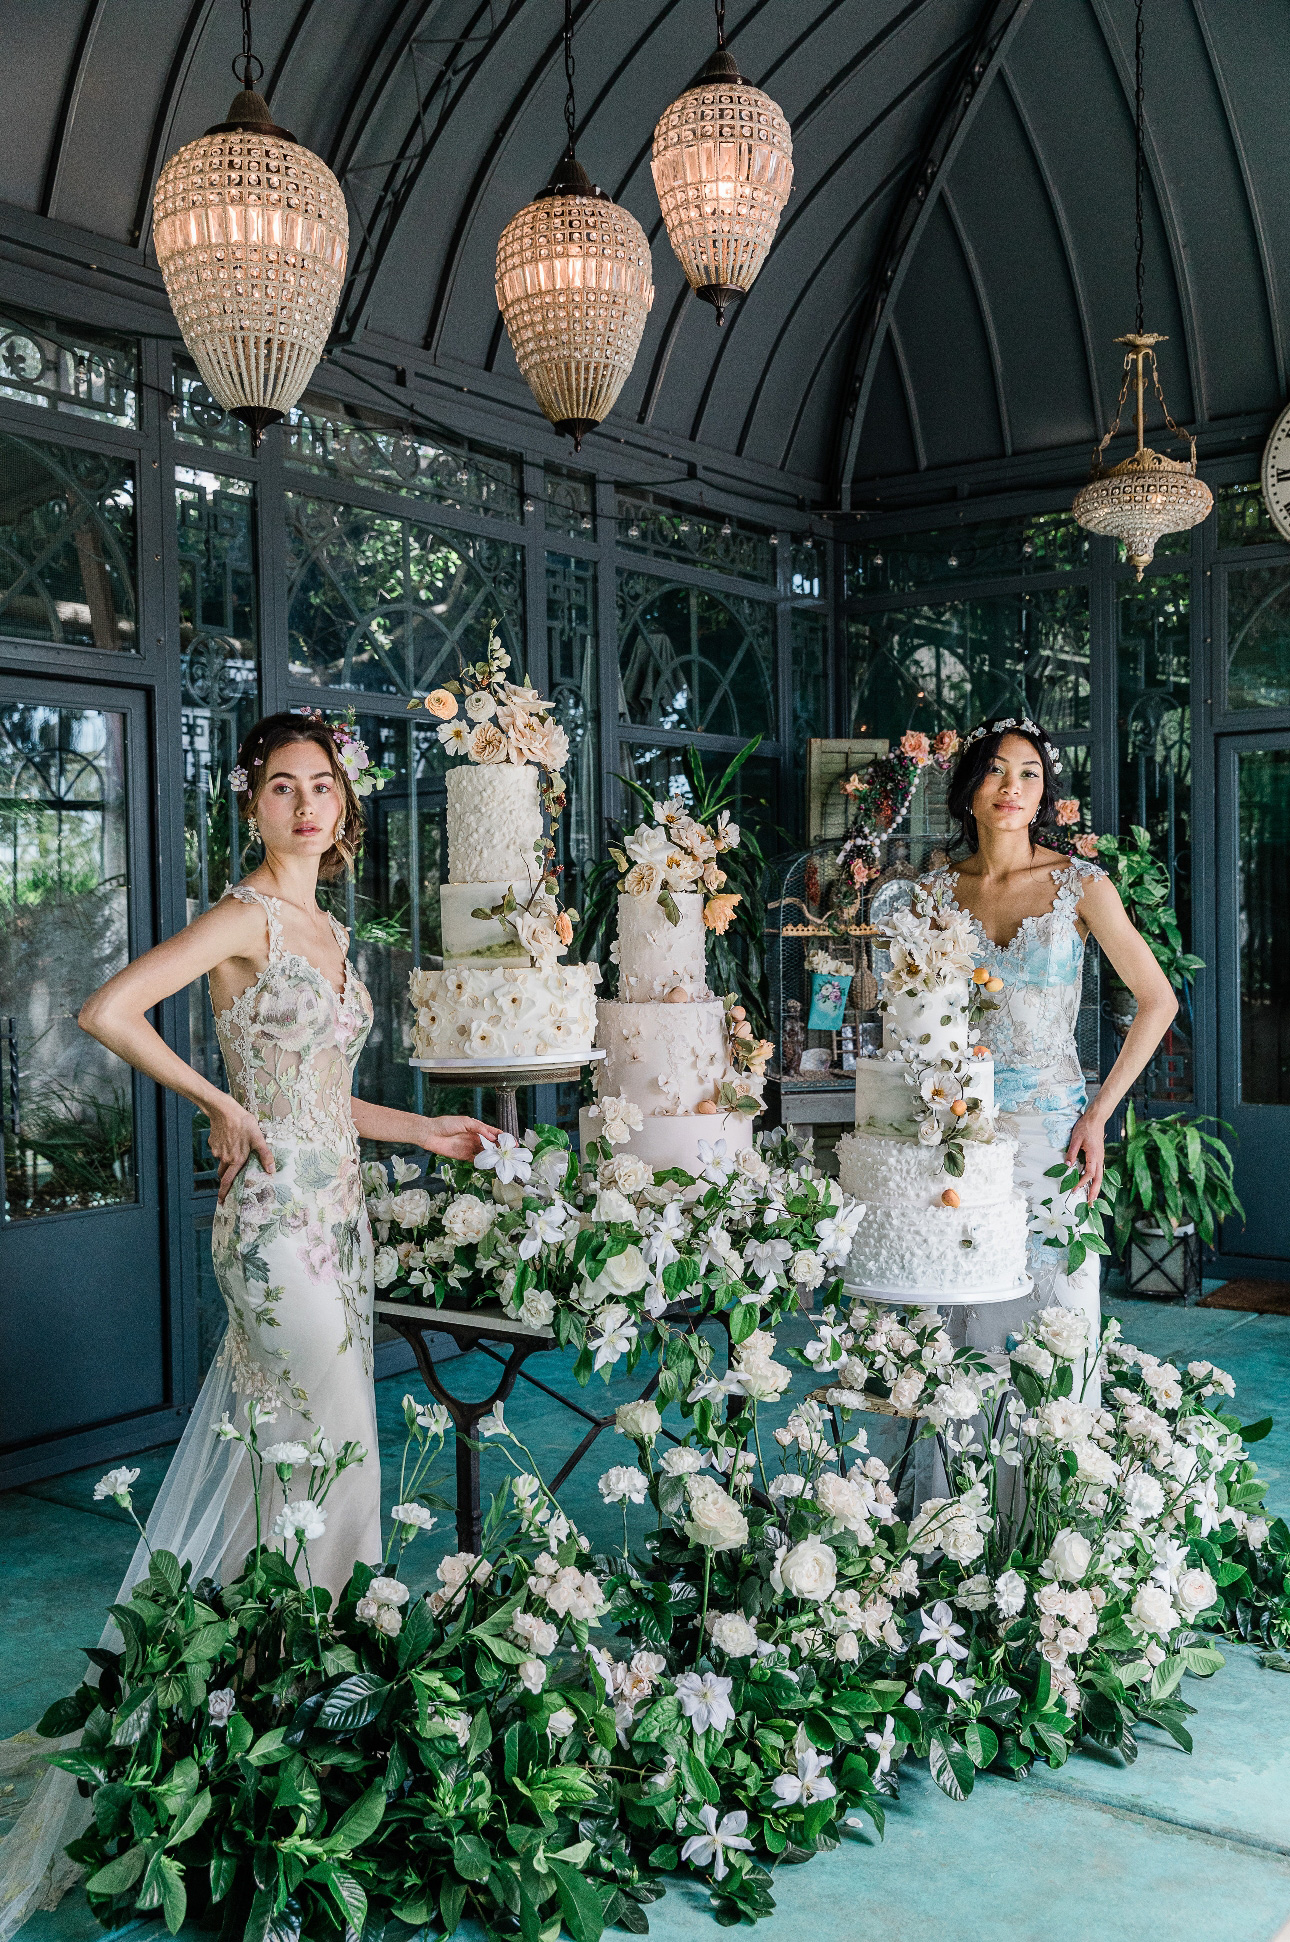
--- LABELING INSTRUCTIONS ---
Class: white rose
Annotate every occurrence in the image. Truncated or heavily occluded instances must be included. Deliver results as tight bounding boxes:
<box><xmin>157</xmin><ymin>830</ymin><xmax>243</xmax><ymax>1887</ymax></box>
<box><xmin>1174</xmin><ymin>1567</ymin><xmax>1218</xmax><ymax>1622</ymax></box>
<box><xmin>586</xmin><ymin>1244</ymin><xmax>650</xmax><ymax>1302</ymax></box>
<box><xmin>512</xmin><ymin>1610</ymin><xmax>559</xmax><ymax>1656</ymax></box>
<box><xmin>709</xmin><ymin>1611</ymin><xmax>759</xmax><ymax>1656</ymax></box>
<box><xmin>684</xmin><ymin>1478</ymin><xmax>749</xmax><ymax>1552</ymax></box>
<box><xmin>593</xmin><ymin>1187</ymin><xmax>639</xmax><ymax>1227</ymax></box>
<box><xmin>813</xmin><ymin>1471</ymin><xmax>873</xmax><ymax>1537</ymax></box>
<box><xmin>607</xmin><ymin>1155</ymin><xmax>652</xmax><ymax>1195</ymax></box>
<box><xmin>616</xmin><ymin>1400</ymin><xmax>662</xmax><ymax>1444</ymax></box>
<box><xmin>1130</xmin><ymin>1582</ymin><xmax>1177</xmax><ymax>1638</ymax></box>
<box><xmin>518</xmin><ymin>1658</ymin><xmax>547</xmax><ymax>1693</ymax></box>
<box><xmin>547</xmin><ymin>1706</ymin><xmax>577</xmax><ymax>1740</ymax></box>
<box><xmin>1245</xmin><ymin>1517</ymin><xmax>1270</xmax><ymax>1551</ymax></box>
<box><xmin>443</xmin><ymin>1194</ymin><xmax>496</xmax><ymax>1244</ymax></box>
<box><xmin>391</xmin><ymin>1189</ymin><xmax>432</xmax><ymax>1228</ymax></box>
<box><xmin>777</xmin><ymin>1534</ymin><xmax>838</xmax><ymax>1602</ymax></box>
<box><xmin>1011</xmin><ymin>1339</ymin><xmax>1055</xmax><ymax>1379</ymax></box>
<box><xmin>1072</xmin><ymin>1441</ymin><xmax>1117</xmax><ymax>1487</ymax></box>
<box><xmin>890</xmin><ymin>1369</ymin><xmax>926</xmax><ymax>1411</ymax></box>
<box><xmin>769</xmin><ymin>1473</ymin><xmax>807</xmax><ymax>1501</ymax></box>
<box><xmin>1037</xmin><ymin>1305</ymin><xmax>1089</xmax><ymax>1361</ymax></box>
<box><xmin>790</xmin><ymin>1248</ymin><xmax>824</xmax><ymax>1288</ymax></box>
<box><xmin>1047</xmin><ymin>1529</ymin><xmax>1092</xmax><ymax>1583</ymax></box>
<box><xmin>917</xmin><ymin>1118</ymin><xmax>943</xmax><ymax>1147</ymax></box>
<box><xmin>834</xmin><ymin>1630</ymin><xmax>860</xmax><ymax>1663</ymax></box>
<box><xmin>518</xmin><ymin>1285</ymin><xmax>555</xmax><ymax>1328</ymax></box>
<box><xmin>373</xmin><ymin>1246</ymin><xmax>400</xmax><ymax>1289</ymax></box>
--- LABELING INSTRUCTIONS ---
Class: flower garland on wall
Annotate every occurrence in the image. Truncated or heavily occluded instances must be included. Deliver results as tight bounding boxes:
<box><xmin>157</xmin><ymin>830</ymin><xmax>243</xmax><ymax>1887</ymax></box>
<box><xmin>836</xmin><ymin>729</ymin><xmax>961</xmax><ymax>889</ymax></box>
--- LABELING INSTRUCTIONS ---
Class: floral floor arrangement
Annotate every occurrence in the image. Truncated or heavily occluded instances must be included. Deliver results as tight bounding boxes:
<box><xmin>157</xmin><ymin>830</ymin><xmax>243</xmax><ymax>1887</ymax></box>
<box><xmin>37</xmin><ymin>1134</ymin><xmax>1290</xmax><ymax>1940</ymax></box>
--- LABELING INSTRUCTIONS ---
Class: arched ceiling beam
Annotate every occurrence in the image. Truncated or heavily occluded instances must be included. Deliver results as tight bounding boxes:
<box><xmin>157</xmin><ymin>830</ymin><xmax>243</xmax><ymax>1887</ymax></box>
<box><xmin>887</xmin><ymin>317</ymin><xmax>927</xmax><ymax>470</ymax></box>
<box><xmin>999</xmin><ymin>61</ymin><xmax>1103</xmax><ymax>434</ymax></box>
<box><xmin>266</xmin><ymin>0</ymin><xmax>325</xmax><ymax>107</ymax></box>
<box><xmin>42</xmin><ymin>0</ymin><xmax>111</xmax><ymax>222</ymax></box>
<box><xmin>832</xmin><ymin>0</ymin><xmax>1037</xmax><ymax>508</ymax></box>
<box><xmin>1190</xmin><ymin>0</ymin><xmax>1284</xmax><ymax>397</ymax></box>
<box><xmin>1085</xmin><ymin>0</ymin><xmax>1206</xmax><ymax>425</ymax></box>
<box><xmin>130</xmin><ymin>0</ymin><xmax>220</xmax><ymax>253</ymax></box>
<box><xmin>326</xmin><ymin>0</ymin><xmax>441</xmax><ymax>184</ymax></box>
<box><xmin>941</xmin><ymin>182</ymin><xmax>1010</xmax><ymax>457</ymax></box>
<box><xmin>696</xmin><ymin>34</ymin><xmax>967</xmax><ymax>449</ymax></box>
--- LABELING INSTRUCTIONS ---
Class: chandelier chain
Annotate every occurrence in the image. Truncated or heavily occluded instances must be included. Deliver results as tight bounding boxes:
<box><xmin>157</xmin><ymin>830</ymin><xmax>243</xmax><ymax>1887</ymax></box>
<box><xmin>715</xmin><ymin>0</ymin><xmax>726</xmax><ymax>49</ymax></box>
<box><xmin>562</xmin><ymin>0</ymin><xmax>577</xmax><ymax>155</ymax></box>
<box><xmin>1133</xmin><ymin>0</ymin><xmax>1145</xmax><ymax>336</ymax></box>
<box><xmin>234</xmin><ymin>0</ymin><xmax>263</xmax><ymax>89</ymax></box>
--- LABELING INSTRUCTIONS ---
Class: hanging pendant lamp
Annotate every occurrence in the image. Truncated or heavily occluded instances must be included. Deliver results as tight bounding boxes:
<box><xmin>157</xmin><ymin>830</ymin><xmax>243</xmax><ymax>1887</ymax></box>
<box><xmin>1072</xmin><ymin>0</ymin><xmax>1210</xmax><ymax>577</ymax></box>
<box><xmin>496</xmin><ymin>0</ymin><xmax>653</xmax><ymax>450</ymax></box>
<box><xmin>152</xmin><ymin>0</ymin><xmax>348</xmax><ymax>448</ymax></box>
<box><xmin>651</xmin><ymin>0</ymin><xmax>792</xmax><ymax>326</ymax></box>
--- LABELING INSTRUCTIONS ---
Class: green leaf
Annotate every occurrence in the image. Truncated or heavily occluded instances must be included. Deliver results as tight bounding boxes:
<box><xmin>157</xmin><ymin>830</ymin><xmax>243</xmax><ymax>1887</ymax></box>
<box><xmin>440</xmin><ymin>1876</ymin><xmax>468</xmax><ymax>1936</ymax></box>
<box><xmin>727</xmin><ymin>1299</ymin><xmax>761</xmax><ymax>1346</ymax></box>
<box><xmin>315</xmin><ymin>1673</ymin><xmax>388</xmax><ymax>1733</ymax></box>
<box><xmin>310</xmin><ymin>1863</ymin><xmax>367</xmax><ymax>1934</ymax></box>
<box><xmin>158</xmin><ymin>1856</ymin><xmax>187</xmax><ymax>1936</ymax></box>
<box><xmin>326</xmin><ymin>1777</ymin><xmax>386</xmax><ymax>1853</ymax></box>
<box><xmin>245</xmin><ymin>1727</ymin><xmax>290</xmax><ymax>1767</ymax></box>
<box><xmin>548</xmin><ymin>1859</ymin><xmax>607</xmax><ymax>1942</ymax></box>
<box><xmin>680</xmin><ymin>1747</ymin><xmax>721</xmax><ymax>1805</ymax></box>
<box><xmin>452</xmin><ymin>1833</ymin><xmax>493</xmax><ymax>1882</ymax></box>
<box><xmin>1179</xmin><ymin>1644</ymin><xmax>1225</xmax><ymax>1678</ymax></box>
<box><xmin>928</xmin><ymin>1733</ymin><xmax>975</xmax><ymax>1801</ymax></box>
<box><xmin>167</xmin><ymin>1788</ymin><xmax>212</xmax><ymax>1848</ymax></box>
<box><xmin>979</xmin><ymin>1682</ymin><xmax>1022</xmax><ymax>1723</ymax></box>
<box><xmin>85</xmin><ymin>1846</ymin><xmax>147</xmax><ymax>1896</ymax></box>
<box><xmin>963</xmin><ymin>1722</ymin><xmax>998</xmax><ymax>1769</ymax></box>
<box><xmin>1240</xmin><ymin>1417</ymin><xmax>1274</xmax><ymax>1444</ymax></box>
<box><xmin>226</xmin><ymin>1712</ymin><xmax>254</xmax><ymax>1759</ymax></box>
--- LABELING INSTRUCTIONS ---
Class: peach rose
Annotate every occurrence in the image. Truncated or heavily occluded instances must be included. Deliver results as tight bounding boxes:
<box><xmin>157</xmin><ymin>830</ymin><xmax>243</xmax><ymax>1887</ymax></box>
<box><xmin>933</xmin><ymin>729</ymin><xmax>960</xmax><ymax>760</ymax></box>
<box><xmin>1074</xmin><ymin>833</ymin><xmax>1100</xmax><ymax>859</ymax></box>
<box><xmin>467</xmin><ymin>721</ymin><xmax>508</xmax><ymax>764</ymax></box>
<box><xmin>703</xmin><ymin>893</ymin><xmax>742</xmax><ymax>935</ymax></box>
<box><xmin>555</xmin><ymin>910</ymin><xmax>574</xmax><ymax>946</ymax></box>
<box><xmin>900</xmin><ymin>731</ymin><xmax>931</xmax><ymax>765</ymax></box>
<box><xmin>850</xmin><ymin>860</ymin><xmax>875</xmax><ymax>886</ymax></box>
<box><xmin>424</xmin><ymin>689</ymin><xmax>458</xmax><ymax>720</ymax></box>
<box><xmin>1055</xmin><ymin>798</ymin><xmax>1081</xmax><ymax>827</ymax></box>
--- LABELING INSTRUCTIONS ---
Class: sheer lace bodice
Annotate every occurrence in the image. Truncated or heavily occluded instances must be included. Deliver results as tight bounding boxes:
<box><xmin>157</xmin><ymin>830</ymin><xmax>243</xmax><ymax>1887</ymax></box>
<box><xmin>923</xmin><ymin>859</ymin><xmax>1104</xmax><ymax>1143</ymax></box>
<box><xmin>215</xmin><ymin>887</ymin><xmax>373</xmax><ymax>1147</ymax></box>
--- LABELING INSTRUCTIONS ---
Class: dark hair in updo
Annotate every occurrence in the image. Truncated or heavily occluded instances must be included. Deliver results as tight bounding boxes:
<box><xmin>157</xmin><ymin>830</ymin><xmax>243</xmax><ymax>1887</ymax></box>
<box><xmin>947</xmin><ymin>720</ymin><xmax>1061</xmax><ymax>854</ymax></box>
<box><xmin>233</xmin><ymin>713</ymin><xmax>366</xmax><ymax>881</ymax></box>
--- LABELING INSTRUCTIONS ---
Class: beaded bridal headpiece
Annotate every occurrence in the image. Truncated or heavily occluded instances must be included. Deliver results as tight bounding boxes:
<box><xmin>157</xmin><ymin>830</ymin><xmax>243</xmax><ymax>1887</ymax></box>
<box><xmin>960</xmin><ymin>715</ymin><xmax>1063</xmax><ymax>776</ymax></box>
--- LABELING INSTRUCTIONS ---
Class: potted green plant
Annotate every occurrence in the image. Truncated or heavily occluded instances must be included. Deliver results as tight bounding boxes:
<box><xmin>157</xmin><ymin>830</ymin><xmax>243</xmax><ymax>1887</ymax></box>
<box><xmin>1093</xmin><ymin>826</ymin><xmax>1205</xmax><ymax>1028</ymax></box>
<box><xmin>1102</xmin><ymin>1104</ymin><xmax>1244</xmax><ymax>1299</ymax></box>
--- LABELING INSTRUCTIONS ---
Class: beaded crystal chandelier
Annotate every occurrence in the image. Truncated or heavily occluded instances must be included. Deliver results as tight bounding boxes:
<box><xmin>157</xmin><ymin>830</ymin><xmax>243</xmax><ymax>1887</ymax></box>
<box><xmin>496</xmin><ymin>0</ymin><xmax>653</xmax><ymax>450</ymax></box>
<box><xmin>651</xmin><ymin>0</ymin><xmax>793</xmax><ymax>326</ymax></box>
<box><xmin>1072</xmin><ymin>0</ymin><xmax>1210</xmax><ymax>576</ymax></box>
<box><xmin>152</xmin><ymin>0</ymin><xmax>347</xmax><ymax>448</ymax></box>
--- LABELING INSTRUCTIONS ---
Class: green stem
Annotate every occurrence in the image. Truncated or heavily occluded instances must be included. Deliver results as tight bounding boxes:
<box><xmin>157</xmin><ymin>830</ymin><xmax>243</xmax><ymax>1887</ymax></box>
<box><xmin>698</xmin><ymin>1549</ymin><xmax>711</xmax><ymax>1667</ymax></box>
<box><xmin>751</xmin><ymin>1402</ymin><xmax>769</xmax><ymax>1499</ymax></box>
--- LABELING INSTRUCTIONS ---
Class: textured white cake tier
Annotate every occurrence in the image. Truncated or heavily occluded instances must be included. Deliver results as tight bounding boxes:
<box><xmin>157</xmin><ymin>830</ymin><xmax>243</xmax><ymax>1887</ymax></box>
<box><xmin>410</xmin><ymin>962</ymin><xmax>598</xmax><ymax>1061</ymax></box>
<box><xmin>579</xmin><ymin>1105</ymin><xmax>755</xmax><ymax>1174</ymax></box>
<box><xmin>440</xmin><ymin>883</ymin><xmax>537</xmax><ymax>963</ymax></box>
<box><xmin>838</xmin><ymin>1129</ymin><xmax>1028</xmax><ymax>1295</ymax></box>
<box><xmin>615</xmin><ymin>891</ymin><xmax>710</xmax><ymax>1000</ymax></box>
<box><xmin>838</xmin><ymin>1127</ymin><xmax>1015</xmax><ymax>1207</ymax></box>
<box><xmin>594</xmin><ymin>997</ymin><xmax>762</xmax><ymax>1116</ymax></box>
<box><xmin>445</xmin><ymin>763</ymin><xmax>544</xmax><ymax>888</ymax></box>
<box><xmin>882</xmin><ymin>978</ymin><xmax>972</xmax><ymax>1062</ymax></box>
<box><xmin>854</xmin><ymin>1051</ymin><xmax>995</xmax><ymax>1132</ymax></box>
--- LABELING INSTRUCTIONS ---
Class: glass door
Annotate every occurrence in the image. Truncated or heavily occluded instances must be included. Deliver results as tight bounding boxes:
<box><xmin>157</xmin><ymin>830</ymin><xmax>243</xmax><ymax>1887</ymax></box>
<box><xmin>0</xmin><ymin>682</ymin><xmax>164</xmax><ymax>1467</ymax></box>
<box><xmin>1215</xmin><ymin>731</ymin><xmax>1290</xmax><ymax>1263</ymax></box>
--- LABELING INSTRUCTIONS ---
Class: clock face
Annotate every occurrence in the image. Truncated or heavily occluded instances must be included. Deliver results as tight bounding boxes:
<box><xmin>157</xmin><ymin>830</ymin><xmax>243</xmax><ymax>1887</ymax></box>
<box><xmin>1260</xmin><ymin>403</ymin><xmax>1290</xmax><ymax>543</ymax></box>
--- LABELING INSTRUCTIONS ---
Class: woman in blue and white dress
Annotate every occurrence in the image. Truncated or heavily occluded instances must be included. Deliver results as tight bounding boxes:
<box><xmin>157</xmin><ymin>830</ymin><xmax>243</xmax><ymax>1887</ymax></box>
<box><xmin>920</xmin><ymin>719</ymin><xmax>1178</xmax><ymax>1374</ymax></box>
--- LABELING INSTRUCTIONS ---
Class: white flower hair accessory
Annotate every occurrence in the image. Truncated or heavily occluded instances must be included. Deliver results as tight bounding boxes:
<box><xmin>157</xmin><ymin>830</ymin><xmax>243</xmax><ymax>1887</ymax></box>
<box><xmin>227</xmin><ymin>766</ymin><xmax>248</xmax><ymax>793</ymax></box>
<box><xmin>960</xmin><ymin>716</ymin><xmax>1063</xmax><ymax>775</ymax></box>
<box><xmin>288</xmin><ymin>707</ymin><xmax>393</xmax><ymax>798</ymax></box>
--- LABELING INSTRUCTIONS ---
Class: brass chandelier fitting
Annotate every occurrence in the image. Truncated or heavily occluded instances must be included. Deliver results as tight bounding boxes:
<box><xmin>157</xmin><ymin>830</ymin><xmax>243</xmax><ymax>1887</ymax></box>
<box><xmin>651</xmin><ymin>0</ymin><xmax>793</xmax><ymax>325</ymax></box>
<box><xmin>495</xmin><ymin>0</ymin><xmax>654</xmax><ymax>449</ymax></box>
<box><xmin>152</xmin><ymin>0</ymin><xmax>347</xmax><ymax>448</ymax></box>
<box><xmin>1072</xmin><ymin>0</ymin><xmax>1211</xmax><ymax>576</ymax></box>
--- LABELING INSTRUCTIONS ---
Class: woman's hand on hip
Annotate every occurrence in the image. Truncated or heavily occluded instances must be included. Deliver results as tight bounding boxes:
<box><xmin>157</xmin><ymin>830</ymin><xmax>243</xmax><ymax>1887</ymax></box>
<box><xmin>1065</xmin><ymin>1109</ymin><xmax>1107</xmax><ymax>1206</ymax></box>
<box><xmin>207</xmin><ymin>1099</ymin><xmax>276</xmax><ymax>1204</ymax></box>
<box><xmin>418</xmin><ymin>1115</ymin><xmax>498</xmax><ymax>1161</ymax></box>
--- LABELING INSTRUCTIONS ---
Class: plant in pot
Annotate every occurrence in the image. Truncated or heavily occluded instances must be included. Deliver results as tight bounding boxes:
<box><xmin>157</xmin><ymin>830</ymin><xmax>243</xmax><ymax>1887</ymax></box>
<box><xmin>1102</xmin><ymin>1103</ymin><xmax>1244</xmax><ymax>1299</ymax></box>
<box><xmin>1092</xmin><ymin>826</ymin><xmax>1205</xmax><ymax>1028</ymax></box>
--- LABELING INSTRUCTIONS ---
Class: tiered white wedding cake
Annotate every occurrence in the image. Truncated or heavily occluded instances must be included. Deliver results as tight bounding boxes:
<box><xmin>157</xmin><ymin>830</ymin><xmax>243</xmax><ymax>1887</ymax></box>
<box><xmin>838</xmin><ymin>903</ymin><xmax>1029</xmax><ymax>1297</ymax></box>
<box><xmin>578</xmin><ymin>797</ymin><xmax>769</xmax><ymax>1172</ymax></box>
<box><xmin>408</xmin><ymin>642</ymin><xmax>598</xmax><ymax>1062</ymax></box>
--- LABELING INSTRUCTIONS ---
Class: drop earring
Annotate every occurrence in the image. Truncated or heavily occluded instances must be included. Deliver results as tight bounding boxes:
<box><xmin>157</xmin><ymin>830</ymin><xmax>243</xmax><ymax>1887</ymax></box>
<box><xmin>246</xmin><ymin>814</ymin><xmax>258</xmax><ymax>839</ymax></box>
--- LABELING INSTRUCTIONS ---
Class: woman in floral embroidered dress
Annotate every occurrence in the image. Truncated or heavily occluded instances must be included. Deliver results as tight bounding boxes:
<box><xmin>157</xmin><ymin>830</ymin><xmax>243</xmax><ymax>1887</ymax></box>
<box><xmin>921</xmin><ymin>719</ymin><xmax>1177</xmax><ymax>1371</ymax></box>
<box><xmin>78</xmin><ymin>713</ymin><xmax>495</xmax><ymax>1596</ymax></box>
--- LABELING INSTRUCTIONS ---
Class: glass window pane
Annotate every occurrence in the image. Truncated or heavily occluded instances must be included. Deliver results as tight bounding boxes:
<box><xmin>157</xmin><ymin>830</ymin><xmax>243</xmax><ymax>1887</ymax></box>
<box><xmin>847</xmin><ymin>586</ymin><xmax>1089</xmax><ymax>740</ymax></box>
<box><xmin>287</xmin><ymin>396</ymin><xmax>521</xmax><ymax>520</ymax></box>
<box><xmin>547</xmin><ymin>552</ymin><xmax>599</xmax><ymax>911</ymax></box>
<box><xmin>790</xmin><ymin>608</ymin><xmax>829</xmax><ymax>842</ymax></box>
<box><xmin>0</xmin><ymin>433</ymin><xmax>136</xmax><ymax>650</ymax></box>
<box><xmin>1226</xmin><ymin>563</ymin><xmax>1290</xmax><ymax>711</ymax></box>
<box><xmin>617</xmin><ymin>573</ymin><xmax>776</xmax><ymax>738</ymax></box>
<box><xmin>0</xmin><ymin>309</ymin><xmax>137</xmax><ymax>427</ymax></box>
<box><xmin>790</xmin><ymin>538</ymin><xmax>825</xmax><ymax>600</ymax></box>
<box><xmin>616</xmin><ymin>494</ymin><xmax>776</xmax><ymax>584</ymax></box>
<box><xmin>545</xmin><ymin>464</ymin><xmax>595</xmax><ymax>538</ymax></box>
<box><xmin>0</xmin><ymin>706</ymin><xmax>136</xmax><ymax>1219</ymax></box>
<box><xmin>1237</xmin><ymin>746</ymin><xmax>1290</xmax><ymax>1104</ymax></box>
<box><xmin>846</xmin><ymin>512</ymin><xmax>1087</xmax><ymax>597</ymax></box>
<box><xmin>171</xmin><ymin>358</ymin><xmax>253</xmax><ymax>456</ymax></box>
<box><xmin>1118</xmin><ymin>572</ymin><xmax>1192</xmax><ymax>960</ymax></box>
<box><xmin>177</xmin><ymin>469</ymin><xmax>260</xmax><ymax>1181</ymax></box>
<box><xmin>1217</xmin><ymin>483</ymin><xmax>1280</xmax><ymax>550</ymax></box>
<box><xmin>286</xmin><ymin>494</ymin><xmax>525</xmax><ymax>696</ymax></box>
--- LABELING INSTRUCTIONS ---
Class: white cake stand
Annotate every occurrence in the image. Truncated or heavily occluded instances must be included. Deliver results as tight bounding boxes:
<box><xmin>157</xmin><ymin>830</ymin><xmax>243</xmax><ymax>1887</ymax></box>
<box><xmin>843</xmin><ymin>1272</ymin><xmax>1033</xmax><ymax>1310</ymax></box>
<box><xmin>410</xmin><ymin>1050</ymin><xmax>605</xmax><ymax>1140</ymax></box>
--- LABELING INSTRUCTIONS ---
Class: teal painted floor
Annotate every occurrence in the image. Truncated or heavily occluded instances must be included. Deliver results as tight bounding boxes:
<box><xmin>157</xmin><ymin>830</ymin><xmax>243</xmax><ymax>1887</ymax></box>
<box><xmin>3</xmin><ymin>1292</ymin><xmax>1289</xmax><ymax>1942</ymax></box>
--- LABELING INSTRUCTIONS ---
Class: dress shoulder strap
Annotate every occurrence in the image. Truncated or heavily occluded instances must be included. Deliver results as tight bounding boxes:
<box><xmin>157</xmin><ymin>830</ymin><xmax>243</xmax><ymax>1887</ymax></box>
<box><xmin>323</xmin><ymin>909</ymin><xmax>350</xmax><ymax>952</ymax></box>
<box><xmin>227</xmin><ymin>884</ymin><xmax>286</xmax><ymax>960</ymax></box>
<box><xmin>1050</xmin><ymin>856</ymin><xmax>1106</xmax><ymax>923</ymax></box>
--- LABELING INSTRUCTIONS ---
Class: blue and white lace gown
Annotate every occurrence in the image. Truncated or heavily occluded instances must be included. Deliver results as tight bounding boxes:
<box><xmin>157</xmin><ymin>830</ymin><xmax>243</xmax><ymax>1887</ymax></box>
<box><xmin>923</xmin><ymin>859</ymin><xmax>1106</xmax><ymax>1377</ymax></box>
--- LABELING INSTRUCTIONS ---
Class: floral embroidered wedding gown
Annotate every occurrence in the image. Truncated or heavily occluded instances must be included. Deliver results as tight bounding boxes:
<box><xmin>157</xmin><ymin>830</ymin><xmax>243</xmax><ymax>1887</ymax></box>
<box><xmin>922</xmin><ymin>858</ymin><xmax>1106</xmax><ymax>1375</ymax></box>
<box><xmin>0</xmin><ymin>888</ymin><xmax>382</xmax><ymax>1938</ymax></box>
